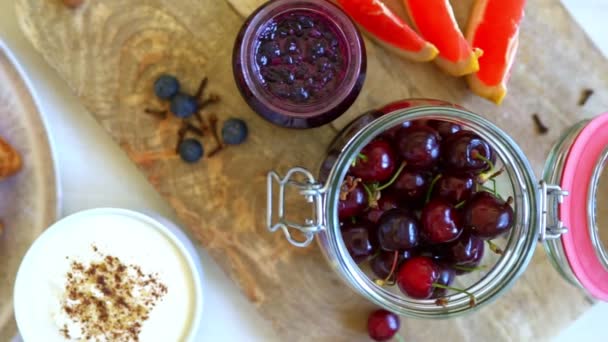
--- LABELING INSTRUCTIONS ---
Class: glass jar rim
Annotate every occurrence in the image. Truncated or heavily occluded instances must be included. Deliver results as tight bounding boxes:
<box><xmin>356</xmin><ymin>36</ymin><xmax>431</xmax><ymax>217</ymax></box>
<box><xmin>236</xmin><ymin>0</ymin><xmax>365</xmax><ymax>120</ymax></box>
<box><xmin>321</xmin><ymin>103</ymin><xmax>541</xmax><ymax>317</ymax></box>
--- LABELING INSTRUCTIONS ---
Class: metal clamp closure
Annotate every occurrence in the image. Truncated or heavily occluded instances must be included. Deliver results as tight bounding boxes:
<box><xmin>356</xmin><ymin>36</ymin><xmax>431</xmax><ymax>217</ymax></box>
<box><xmin>539</xmin><ymin>180</ymin><xmax>569</xmax><ymax>241</ymax></box>
<box><xmin>267</xmin><ymin>167</ymin><xmax>326</xmax><ymax>247</ymax></box>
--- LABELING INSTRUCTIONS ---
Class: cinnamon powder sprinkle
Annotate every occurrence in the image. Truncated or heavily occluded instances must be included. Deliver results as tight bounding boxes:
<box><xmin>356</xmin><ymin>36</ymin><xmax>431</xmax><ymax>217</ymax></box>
<box><xmin>60</xmin><ymin>246</ymin><xmax>168</xmax><ymax>341</ymax></box>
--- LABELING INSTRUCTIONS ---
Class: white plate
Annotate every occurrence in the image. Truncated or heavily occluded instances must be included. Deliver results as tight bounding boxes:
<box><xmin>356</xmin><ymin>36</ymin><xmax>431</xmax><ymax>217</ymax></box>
<box><xmin>0</xmin><ymin>39</ymin><xmax>60</xmax><ymax>342</ymax></box>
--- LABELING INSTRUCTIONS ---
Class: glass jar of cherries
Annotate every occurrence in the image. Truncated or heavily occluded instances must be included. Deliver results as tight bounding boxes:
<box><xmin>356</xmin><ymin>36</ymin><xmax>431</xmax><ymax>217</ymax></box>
<box><xmin>267</xmin><ymin>99</ymin><xmax>608</xmax><ymax>317</ymax></box>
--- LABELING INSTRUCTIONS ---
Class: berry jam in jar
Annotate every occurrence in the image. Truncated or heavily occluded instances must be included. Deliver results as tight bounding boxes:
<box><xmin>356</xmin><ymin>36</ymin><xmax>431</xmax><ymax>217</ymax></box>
<box><xmin>233</xmin><ymin>0</ymin><xmax>366</xmax><ymax>128</ymax></box>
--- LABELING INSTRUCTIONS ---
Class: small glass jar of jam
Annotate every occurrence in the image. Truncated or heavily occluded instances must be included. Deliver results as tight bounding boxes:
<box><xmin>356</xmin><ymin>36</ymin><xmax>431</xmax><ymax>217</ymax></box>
<box><xmin>233</xmin><ymin>0</ymin><xmax>366</xmax><ymax>129</ymax></box>
<box><xmin>267</xmin><ymin>99</ymin><xmax>608</xmax><ymax>317</ymax></box>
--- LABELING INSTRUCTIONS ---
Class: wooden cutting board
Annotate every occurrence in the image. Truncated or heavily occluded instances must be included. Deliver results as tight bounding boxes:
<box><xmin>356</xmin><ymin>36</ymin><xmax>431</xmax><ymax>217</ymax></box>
<box><xmin>15</xmin><ymin>0</ymin><xmax>608</xmax><ymax>340</ymax></box>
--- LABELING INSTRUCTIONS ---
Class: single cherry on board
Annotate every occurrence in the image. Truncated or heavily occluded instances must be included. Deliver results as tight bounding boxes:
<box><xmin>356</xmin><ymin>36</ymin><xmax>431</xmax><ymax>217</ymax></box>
<box><xmin>350</xmin><ymin>139</ymin><xmax>397</xmax><ymax>183</ymax></box>
<box><xmin>464</xmin><ymin>191</ymin><xmax>514</xmax><ymax>240</ymax></box>
<box><xmin>395</xmin><ymin>126</ymin><xmax>441</xmax><ymax>170</ymax></box>
<box><xmin>377</xmin><ymin>209</ymin><xmax>420</xmax><ymax>251</ymax></box>
<box><xmin>441</xmin><ymin>130</ymin><xmax>495</xmax><ymax>173</ymax></box>
<box><xmin>420</xmin><ymin>199</ymin><xmax>463</xmax><ymax>244</ymax></box>
<box><xmin>341</xmin><ymin>222</ymin><xmax>376</xmax><ymax>264</ymax></box>
<box><xmin>396</xmin><ymin>256</ymin><xmax>439</xmax><ymax>299</ymax></box>
<box><xmin>367</xmin><ymin>309</ymin><xmax>400</xmax><ymax>342</ymax></box>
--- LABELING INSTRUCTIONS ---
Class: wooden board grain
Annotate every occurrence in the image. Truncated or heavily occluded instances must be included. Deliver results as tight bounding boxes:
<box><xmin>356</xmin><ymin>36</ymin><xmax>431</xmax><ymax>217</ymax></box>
<box><xmin>15</xmin><ymin>0</ymin><xmax>608</xmax><ymax>340</ymax></box>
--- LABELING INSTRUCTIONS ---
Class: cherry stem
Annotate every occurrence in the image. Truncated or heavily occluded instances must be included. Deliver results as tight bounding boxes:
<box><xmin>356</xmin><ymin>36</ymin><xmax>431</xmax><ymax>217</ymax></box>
<box><xmin>351</xmin><ymin>216</ymin><xmax>356</xmax><ymax>224</ymax></box>
<box><xmin>374</xmin><ymin>251</ymin><xmax>399</xmax><ymax>287</ymax></box>
<box><xmin>362</xmin><ymin>183</ymin><xmax>378</xmax><ymax>208</ymax></box>
<box><xmin>431</xmin><ymin>283</ymin><xmax>477</xmax><ymax>307</ymax></box>
<box><xmin>376</xmin><ymin>162</ymin><xmax>407</xmax><ymax>191</ymax></box>
<box><xmin>351</xmin><ymin>153</ymin><xmax>368</xmax><ymax>167</ymax></box>
<box><xmin>473</xmin><ymin>150</ymin><xmax>504</xmax><ymax>184</ymax></box>
<box><xmin>452</xmin><ymin>264</ymin><xmax>487</xmax><ymax>272</ymax></box>
<box><xmin>486</xmin><ymin>240</ymin><xmax>503</xmax><ymax>255</ymax></box>
<box><xmin>370</xmin><ymin>250</ymin><xmax>382</xmax><ymax>259</ymax></box>
<box><xmin>478</xmin><ymin>168</ymin><xmax>504</xmax><ymax>184</ymax></box>
<box><xmin>472</xmin><ymin>149</ymin><xmax>495</xmax><ymax>171</ymax></box>
<box><xmin>384</xmin><ymin>251</ymin><xmax>399</xmax><ymax>282</ymax></box>
<box><xmin>395</xmin><ymin>333</ymin><xmax>406</xmax><ymax>342</ymax></box>
<box><xmin>454</xmin><ymin>200</ymin><xmax>466</xmax><ymax>209</ymax></box>
<box><xmin>425</xmin><ymin>174</ymin><xmax>442</xmax><ymax>204</ymax></box>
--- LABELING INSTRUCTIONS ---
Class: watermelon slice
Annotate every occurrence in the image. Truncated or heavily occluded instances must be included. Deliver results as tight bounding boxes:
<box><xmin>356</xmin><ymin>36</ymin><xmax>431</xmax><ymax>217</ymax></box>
<box><xmin>404</xmin><ymin>0</ymin><xmax>482</xmax><ymax>76</ymax></box>
<box><xmin>337</xmin><ymin>0</ymin><xmax>438</xmax><ymax>62</ymax></box>
<box><xmin>466</xmin><ymin>0</ymin><xmax>526</xmax><ymax>104</ymax></box>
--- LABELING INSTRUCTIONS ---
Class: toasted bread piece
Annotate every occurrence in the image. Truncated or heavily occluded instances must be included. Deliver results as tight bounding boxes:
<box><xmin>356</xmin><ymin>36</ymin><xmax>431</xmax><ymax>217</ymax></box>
<box><xmin>0</xmin><ymin>135</ymin><xmax>22</xmax><ymax>179</ymax></box>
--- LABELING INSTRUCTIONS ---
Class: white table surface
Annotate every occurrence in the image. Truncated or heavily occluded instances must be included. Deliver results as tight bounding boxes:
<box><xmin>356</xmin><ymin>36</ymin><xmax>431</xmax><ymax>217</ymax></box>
<box><xmin>1</xmin><ymin>1</ymin><xmax>607</xmax><ymax>341</ymax></box>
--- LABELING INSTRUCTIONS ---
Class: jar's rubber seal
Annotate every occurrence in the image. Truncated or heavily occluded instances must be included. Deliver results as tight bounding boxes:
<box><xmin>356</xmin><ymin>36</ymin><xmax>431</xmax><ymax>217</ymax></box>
<box><xmin>561</xmin><ymin>113</ymin><xmax>608</xmax><ymax>300</ymax></box>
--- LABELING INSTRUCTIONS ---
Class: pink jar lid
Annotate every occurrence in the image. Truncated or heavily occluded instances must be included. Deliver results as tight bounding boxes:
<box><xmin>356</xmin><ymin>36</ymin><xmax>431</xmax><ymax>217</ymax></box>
<box><xmin>560</xmin><ymin>113</ymin><xmax>608</xmax><ymax>300</ymax></box>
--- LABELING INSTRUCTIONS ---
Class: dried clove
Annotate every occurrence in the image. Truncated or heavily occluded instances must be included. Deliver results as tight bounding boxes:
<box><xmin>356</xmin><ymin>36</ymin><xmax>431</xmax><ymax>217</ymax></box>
<box><xmin>532</xmin><ymin>114</ymin><xmax>548</xmax><ymax>135</ymax></box>
<box><xmin>578</xmin><ymin>88</ymin><xmax>594</xmax><ymax>106</ymax></box>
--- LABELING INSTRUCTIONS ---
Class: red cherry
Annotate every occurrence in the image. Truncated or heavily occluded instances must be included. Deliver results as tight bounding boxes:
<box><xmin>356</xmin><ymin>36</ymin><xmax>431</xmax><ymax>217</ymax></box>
<box><xmin>388</xmin><ymin>168</ymin><xmax>429</xmax><ymax>206</ymax></box>
<box><xmin>338</xmin><ymin>178</ymin><xmax>368</xmax><ymax>220</ymax></box>
<box><xmin>464</xmin><ymin>191</ymin><xmax>514</xmax><ymax>240</ymax></box>
<box><xmin>350</xmin><ymin>139</ymin><xmax>397</xmax><ymax>183</ymax></box>
<box><xmin>446</xmin><ymin>232</ymin><xmax>485</xmax><ymax>275</ymax></box>
<box><xmin>341</xmin><ymin>222</ymin><xmax>375</xmax><ymax>264</ymax></box>
<box><xmin>396</xmin><ymin>256</ymin><xmax>439</xmax><ymax>299</ymax></box>
<box><xmin>377</xmin><ymin>209</ymin><xmax>420</xmax><ymax>251</ymax></box>
<box><xmin>367</xmin><ymin>309</ymin><xmax>400</xmax><ymax>341</ymax></box>
<box><xmin>441</xmin><ymin>130</ymin><xmax>495</xmax><ymax>174</ymax></box>
<box><xmin>432</xmin><ymin>173</ymin><xmax>475</xmax><ymax>204</ymax></box>
<box><xmin>365</xmin><ymin>193</ymin><xmax>399</xmax><ymax>224</ymax></box>
<box><xmin>395</xmin><ymin>126</ymin><xmax>440</xmax><ymax>170</ymax></box>
<box><xmin>421</xmin><ymin>199</ymin><xmax>463</xmax><ymax>244</ymax></box>
<box><xmin>432</xmin><ymin>266</ymin><xmax>456</xmax><ymax>298</ymax></box>
<box><xmin>382</xmin><ymin>120</ymin><xmax>412</xmax><ymax>141</ymax></box>
<box><xmin>429</xmin><ymin>120</ymin><xmax>461</xmax><ymax>139</ymax></box>
<box><xmin>371</xmin><ymin>249</ymin><xmax>417</xmax><ymax>280</ymax></box>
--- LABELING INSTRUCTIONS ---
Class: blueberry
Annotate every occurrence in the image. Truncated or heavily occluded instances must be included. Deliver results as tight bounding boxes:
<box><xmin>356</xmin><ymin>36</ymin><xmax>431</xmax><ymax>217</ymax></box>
<box><xmin>277</xmin><ymin>24</ymin><xmax>290</xmax><ymax>37</ymax></box>
<box><xmin>261</xmin><ymin>68</ymin><xmax>283</xmax><ymax>83</ymax></box>
<box><xmin>316</xmin><ymin>58</ymin><xmax>331</xmax><ymax>72</ymax></box>
<box><xmin>298</xmin><ymin>16</ymin><xmax>315</xmax><ymax>29</ymax></box>
<box><xmin>294</xmin><ymin>66</ymin><xmax>308</xmax><ymax>80</ymax></box>
<box><xmin>257</xmin><ymin>54</ymin><xmax>269</xmax><ymax>67</ymax></box>
<box><xmin>170</xmin><ymin>93</ymin><xmax>198</xmax><ymax>118</ymax></box>
<box><xmin>283</xmin><ymin>55</ymin><xmax>295</xmax><ymax>65</ymax></box>
<box><xmin>308</xmin><ymin>29</ymin><xmax>322</xmax><ymax>38</ymax></box>
<box><xmin>286</xmin><ymin>38</ymin><xmax>299</xmax><ymax>54</ymax></box>
<box><xmin>311</xmin><ymin>41</ymin><xmax>327</xmax><ymax>57</ymax></box>
<box><xmin>269</xmin><ymin>83</ymin><xmax>292</xmax><ymax>99</ymax></box>
<box><xmin>154</xmin><ymin>74</ymin><xmax>180</xmax><ymax>100</ymax></box>
<box><xmin>292</xmin><ymin>87</ymin><xmax>310</xmax><ymax>102</ymax></box>
<box><xmin>280</xmin><ymin>69</ymin><xmax>295</xmax><ymax>84</ymax></box>
<box><xmin>222</xmin><ymin>118</ymin><xmax>248</xmax><ymax>145</ymax></box>
<box><xmin>178</xmin><ymin>138</ymin><xmax>204</xmax><ymax>163</ymax></box>
<box><xmin>261</xmin><ymin>41</ymin><xmax>281</xmax><ymax>57</ymax></box>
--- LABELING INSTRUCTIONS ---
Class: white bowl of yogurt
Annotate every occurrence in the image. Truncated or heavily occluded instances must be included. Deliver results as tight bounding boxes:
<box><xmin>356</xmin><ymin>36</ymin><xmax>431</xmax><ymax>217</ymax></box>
<box><xmin>13</xmin><ymin>208</ymin><xmax>204</xmax><ymax>342</ymax></box>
